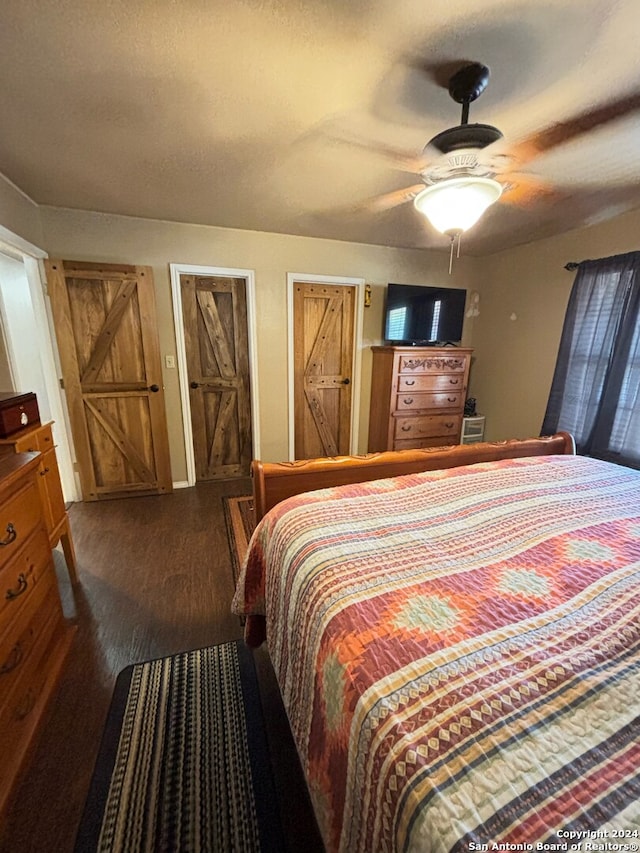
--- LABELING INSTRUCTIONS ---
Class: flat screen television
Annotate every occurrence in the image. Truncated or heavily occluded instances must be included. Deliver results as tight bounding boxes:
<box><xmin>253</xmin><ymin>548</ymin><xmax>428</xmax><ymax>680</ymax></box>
<box><xmin>383</xmin><ymin>283</ymin><xmax>467</xmax><ymax>345</ymax></box>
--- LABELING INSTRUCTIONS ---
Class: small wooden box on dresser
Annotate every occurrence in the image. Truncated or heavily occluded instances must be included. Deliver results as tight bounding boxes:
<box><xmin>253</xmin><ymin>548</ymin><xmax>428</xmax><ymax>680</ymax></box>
<box><xmin>0</xmin><ymin>421</ymin><xmax>78</xmax><ymax>585</ymax></box>
<box><xmin>368</xmin><ymin>346</ymin><xmax>473</xmax><ymax>451</ymax></box>
<box><xmin>0</xmin><ymin>451</ymin><xmax>75</xmax><ymax>816</ymax></box>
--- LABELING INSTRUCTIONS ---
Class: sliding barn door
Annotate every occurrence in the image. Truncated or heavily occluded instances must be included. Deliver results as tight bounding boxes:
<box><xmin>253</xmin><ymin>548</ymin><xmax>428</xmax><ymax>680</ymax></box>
<box><xmin>293</xmin><ymin>281</ymin><xmax>355</xmax><ymax>459</ymax></box>
<box><xmin>46</xmin><ymin>260</ymin><xmax>172</xmax><ymax>501</ymax></box>
<box><xmin>180</xmin><ymin>274</ymin><xmax>252</xmax><ymax>479</ymax></box>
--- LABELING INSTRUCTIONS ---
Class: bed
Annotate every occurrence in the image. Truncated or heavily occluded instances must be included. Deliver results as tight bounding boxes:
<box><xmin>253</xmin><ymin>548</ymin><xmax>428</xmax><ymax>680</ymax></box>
<box><xmin>232</xmin><ymin>434</ymin><xmax>640</xmax><ymax>852</ymax></box>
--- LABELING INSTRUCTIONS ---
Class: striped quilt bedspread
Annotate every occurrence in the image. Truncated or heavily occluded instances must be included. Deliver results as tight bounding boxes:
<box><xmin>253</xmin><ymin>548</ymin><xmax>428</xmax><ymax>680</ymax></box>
<box><xmin>232</xmin><ymin>455</ymin><xmax>640</xmax><ymax>852</ymax></box>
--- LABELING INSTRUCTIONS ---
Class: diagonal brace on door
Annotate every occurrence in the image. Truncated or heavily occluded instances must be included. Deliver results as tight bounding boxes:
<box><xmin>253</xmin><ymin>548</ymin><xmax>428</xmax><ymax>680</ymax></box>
<box><xmin>196</xmin><ymin>291</ymin><xmax>236</xmax><ymax>380</ymax></box>
<box><xmin>80</xmin><ymin>279</ymin><xmax>138</xmax><ymax>385</ymax></box>
<box><xmin>303</xmin><ymin>387</ymin><xmax>339</xmax><ymax>456</ymax></box>
<box><xmin>84</xmin><ymin>399</ymin><xmax>156</xmax><ymax>483</ymax></box>
<box><xmin>207</xmin><ymin>390</ymin><xmax>236</xmax><ymax>468</ymax></box>
<box><xmin>304</xmin><ymin>295</ymin><xmax>343</xmax><ymax>377</ymax></box>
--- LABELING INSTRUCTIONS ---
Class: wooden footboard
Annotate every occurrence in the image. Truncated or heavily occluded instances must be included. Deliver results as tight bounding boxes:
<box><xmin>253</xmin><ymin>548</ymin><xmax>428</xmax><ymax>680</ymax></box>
<box><xmin>251</xmin><ymin>432</ymin><xmax>575</xmax><ymax>521</ymax></box>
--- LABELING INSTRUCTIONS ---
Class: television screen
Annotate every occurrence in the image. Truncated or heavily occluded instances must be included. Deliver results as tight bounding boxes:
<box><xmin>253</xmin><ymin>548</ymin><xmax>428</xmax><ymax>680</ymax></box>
<box><xmin>384</xmin><ymin>283</ymin><xmax>467</xmax><ymax>345</ymax></box>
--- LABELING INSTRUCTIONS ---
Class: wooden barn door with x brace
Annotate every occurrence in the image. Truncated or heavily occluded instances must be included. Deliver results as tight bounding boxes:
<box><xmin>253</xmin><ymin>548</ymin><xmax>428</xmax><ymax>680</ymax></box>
<box><xmin>46</xmin><ymin>260</ymin><xmax>173</xmax><ymax>501</ymax></box>
<box><xmin>180</xmin><ymin>273</ymin><xmax>253</xmax><ymax>480</ymax></box>
<box><xmin>292</xmin><ymin>280</ymin><xmax>356</xmax><ymax>459</ymax></box>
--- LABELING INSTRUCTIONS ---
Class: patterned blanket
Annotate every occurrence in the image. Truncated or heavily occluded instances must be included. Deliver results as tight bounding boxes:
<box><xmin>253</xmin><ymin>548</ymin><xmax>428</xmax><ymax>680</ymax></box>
<box><xmin>232</xmin><ymin>455</ymin><xmax>640</xmax><ymax>852</ymax></box>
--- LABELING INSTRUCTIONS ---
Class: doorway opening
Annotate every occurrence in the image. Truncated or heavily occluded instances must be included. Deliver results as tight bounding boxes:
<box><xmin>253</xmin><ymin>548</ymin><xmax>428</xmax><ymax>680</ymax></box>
<box><xmin>0</xmin><ymin>228</ymin><xmax>77</xmax><ymax>501</ymax></box>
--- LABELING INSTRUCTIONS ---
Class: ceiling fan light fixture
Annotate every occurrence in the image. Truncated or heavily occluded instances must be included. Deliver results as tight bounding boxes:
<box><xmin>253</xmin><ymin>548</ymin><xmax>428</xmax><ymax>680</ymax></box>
<box><xmin>413</xmin><ymin>176</ymin><xmax>503</xmax><ymax>235</ymax></box>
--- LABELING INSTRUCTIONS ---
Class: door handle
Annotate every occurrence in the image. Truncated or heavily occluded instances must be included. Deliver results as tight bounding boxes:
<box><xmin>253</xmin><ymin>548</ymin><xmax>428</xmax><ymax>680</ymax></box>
<box><xmin>190</xmin><ymin>381</ymin><xmax>201</xmax><ymax>389</ymax></box>
<box><xmin>149</xmin><ymin>384</ymin><xmax>160</xmax><ymax>392</ymax></box>
<box><xmin>341</xmin><ymin>378</ymin><xmax>350</xmax><ymax>385</ymax></box>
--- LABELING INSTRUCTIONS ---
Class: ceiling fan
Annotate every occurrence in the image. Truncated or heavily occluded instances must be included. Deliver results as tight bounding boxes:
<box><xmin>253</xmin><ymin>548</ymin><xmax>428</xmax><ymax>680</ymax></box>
<box><xmin>359</xmin><ymin>61</ymin><xmax>554</xmax><ymax>237</ymax></box>
<box><xmin>354</xmin><ymin>60</ymin><xmax>640</xmax><ymax>254</ymax></box>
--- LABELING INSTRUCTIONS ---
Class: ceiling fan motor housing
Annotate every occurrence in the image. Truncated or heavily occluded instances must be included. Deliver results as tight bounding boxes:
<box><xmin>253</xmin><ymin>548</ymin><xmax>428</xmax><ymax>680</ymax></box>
<box><xmin>428</xmin><ymin>122</ymin><xmax>503</xmax><ymax>154</ymax></box>
<box><xmin>421</xmin><ymin>146</ymin><xmax>503</xmax><ymax>184</ymax></box>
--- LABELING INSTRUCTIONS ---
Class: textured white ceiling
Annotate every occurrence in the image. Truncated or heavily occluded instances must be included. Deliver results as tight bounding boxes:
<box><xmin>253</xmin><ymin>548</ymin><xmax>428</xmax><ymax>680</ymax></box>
<box><xmin>1</xmin><ymin>0</ymin><xmax>639</xmax><ymax>255</ymax></box>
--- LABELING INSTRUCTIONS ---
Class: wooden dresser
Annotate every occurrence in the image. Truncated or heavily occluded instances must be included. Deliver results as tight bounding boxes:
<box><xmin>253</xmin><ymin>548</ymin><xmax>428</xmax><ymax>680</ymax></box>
<box><xmin>0</xmin><ymin>452</ymin><xmax>74</xmax><ymax>815</ymax></box>
<box><xmin>368</xmin><ymin>346</ymin><xmax>473</xmax><ymax>451</ymax></box>
<box><xmin>0</xmin><ymin>422</ymin><xmax>77</xmax><ymax>584</ymax></box>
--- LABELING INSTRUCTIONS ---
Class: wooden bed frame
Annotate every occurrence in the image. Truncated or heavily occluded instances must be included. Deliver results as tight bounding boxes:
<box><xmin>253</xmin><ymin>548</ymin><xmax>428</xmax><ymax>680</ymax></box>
<box><xmin>251</xmin><ymin>432</ymin><xmax>576</xmax><ymax>521</ymax></box>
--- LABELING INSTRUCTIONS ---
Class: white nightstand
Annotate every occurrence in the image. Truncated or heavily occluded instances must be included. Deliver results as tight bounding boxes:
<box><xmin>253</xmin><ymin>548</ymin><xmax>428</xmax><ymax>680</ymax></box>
<box><xmin>461</xmin><ymin>415</ymin><xmax>485</xmax><ymax>444</ymax></box>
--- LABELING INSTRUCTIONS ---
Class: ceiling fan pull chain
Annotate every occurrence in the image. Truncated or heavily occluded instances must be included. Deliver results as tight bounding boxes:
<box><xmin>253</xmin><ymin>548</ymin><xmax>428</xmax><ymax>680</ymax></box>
<box><xmin>449</xmin><ymin>236</ymin><xmax>455</xmax><ymax>275</ymax></box>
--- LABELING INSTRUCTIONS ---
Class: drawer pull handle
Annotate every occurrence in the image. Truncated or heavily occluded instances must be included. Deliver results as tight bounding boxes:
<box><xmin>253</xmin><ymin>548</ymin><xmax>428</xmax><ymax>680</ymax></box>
<box><xmin>403</xmin><ymin>397</ymin><xmax>414</xmax><ymax>404</ymax></box>
<box><xmin>39</xmin><ymin>467</ymin><xmax>50</xmax><ymax>476</ymax></box>
<box><xmin>405</xmin><ymin>380</ymin><xmax>415</xmax><ymax>386</ymax></box>
<box><xmin>401</xmin><ymin>425</ymin><xmax>412</xmax><ymax>432</ymax></box>
<box><xmin>0</xmin><ymin>642</ymin><xmax>24</xmax><ymax>675</ymax></box>
<box><xmin>445</xmin><ymin>422</ymin><xmax>454</xmax><ymax>428</ymax></box>
<box><xmin>449</xmin><ymin>379</ymin><xmax>459</xmax><ymax>385</ymax></box>
<box><xmin>6</xmin><ymin>572</ymin><xmax>28</xmax><ymax>601</ymax></box>
<box><xmin>0</xmin><ymin>523</ymin><xmax>17</xmax><ymax>547</ymax></box>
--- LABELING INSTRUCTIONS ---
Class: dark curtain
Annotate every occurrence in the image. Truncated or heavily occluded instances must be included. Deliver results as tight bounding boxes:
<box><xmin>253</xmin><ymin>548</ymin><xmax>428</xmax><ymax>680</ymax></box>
<box><xmin>542</xmin><ymin>251</ymin><xmax>640</xmax><ymax>469</ymax></box>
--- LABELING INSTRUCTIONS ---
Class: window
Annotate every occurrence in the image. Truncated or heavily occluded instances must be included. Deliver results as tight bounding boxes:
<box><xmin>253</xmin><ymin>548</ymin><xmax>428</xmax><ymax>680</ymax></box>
<box><xmin>609</xmin><ymin>317</ymin><xmax>640</xmax><ymax>452</ymax></box>
<box><xmin>542</xmin><ymin>251</ymin><xmax>640</xmax><ymax>468</ymax></box>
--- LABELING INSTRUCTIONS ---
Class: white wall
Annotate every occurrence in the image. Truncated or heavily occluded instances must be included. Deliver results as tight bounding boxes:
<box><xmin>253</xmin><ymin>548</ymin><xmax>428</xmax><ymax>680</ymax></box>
<box><xmin>0</xmin><ymin>313</ymin><xmax>14</xmax><ymax>390</ymax></box>
<box><xmin>0</xmin><ymin>253</ymin><xmax>51</xmax><ymax>419</ymax></box>
<box><xmin>0</xmin><ymin>173</ymin><xmax>44</xmax><ymax>249</ymax></box>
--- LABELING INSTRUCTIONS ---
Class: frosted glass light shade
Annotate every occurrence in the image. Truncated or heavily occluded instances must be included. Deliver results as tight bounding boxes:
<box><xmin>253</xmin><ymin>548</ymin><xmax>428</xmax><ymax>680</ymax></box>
<box><xmin>414</xmin><ymin>177</ymin><xmax>502</xmax><ymax>235</ymax></box>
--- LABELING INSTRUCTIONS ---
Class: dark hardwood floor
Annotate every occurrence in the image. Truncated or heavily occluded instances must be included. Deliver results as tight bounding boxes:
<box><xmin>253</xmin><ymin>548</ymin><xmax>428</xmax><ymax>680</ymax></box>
<box><xmin>0</xmin><ymin>479</ymin><xmax>324</xmax><ymax>853</ymax></box>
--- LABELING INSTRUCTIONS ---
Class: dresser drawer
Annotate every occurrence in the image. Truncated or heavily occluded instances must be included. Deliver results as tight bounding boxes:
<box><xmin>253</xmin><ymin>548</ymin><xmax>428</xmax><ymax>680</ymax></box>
<box><xmin>394</xmin><ymin>436</ymin><xmax>458</xmax><ymax>450</ymax></box>
<box><xmin>396</xmin><ymin>373</ymin><xmax>466</xmax><ymax>393</ymax></box>
<box><xmin>37</xmin><ymin>424</ymin><xmax>54</xmax><ymax>454</ymax></box>
<box><xmin>398</xmin><ymin>354</ymin><xmax>469</xmax><ymax>375</ymax></box>
<box><xmin>12</xmin><ymin>422</ymin><xmax>54</xmax><ymax>455</ymax></box>
<box><xmin>394</xmin><ymin>414</ymin><xmax>461</xmax><ymax>440</ymax></box>
<box><xmin>0</xmin><ymin>567</ymin><xmax>60</xmax><ymax>705</ymax></box>
<box><xmin>0</xmin><ymin>451</ymin><xmax>74</xmax><ymax>818</ymax></box>
<box><xmin>394</xmin><ymin>390</ymin><xmax>463</xmax><ymax>412</ymax></box>
<box><xmin>0</xmin><ymin>528</ymin><xmax>51</xmax><ymax>638</ymax></box>
<box><xmin>0</xmin><ymin>604</ymin><xmax>65</xmax><ymax>790</ymax></box>
<box><xmin>0</xmin><ymin>480</ymin><xmax>44</xmax><ymax>571</ymax></box>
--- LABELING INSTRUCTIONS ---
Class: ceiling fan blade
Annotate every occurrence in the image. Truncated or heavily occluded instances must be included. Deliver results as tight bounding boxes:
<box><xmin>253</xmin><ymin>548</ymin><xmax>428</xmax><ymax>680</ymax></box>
<box><xmin>497</xmin><ymin>173</ymin><xmax>560</xmax><ymax>206</ymax></box>
<box><xmin>353</xmin><ymin>184</ymin><xmax>426</xmax><ymax>213</ymax></box>
<box><xmin>506</xmin><ymin>90</ymin><xmax>640</xmax><ymax>166</ymax></box>
<box><xmin>325</xmin><ymin>130</ymin><xmax>432</xmax><ymax>174</ymax></box>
